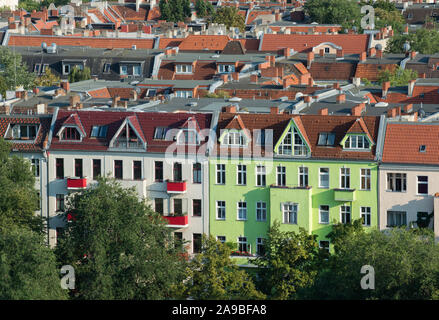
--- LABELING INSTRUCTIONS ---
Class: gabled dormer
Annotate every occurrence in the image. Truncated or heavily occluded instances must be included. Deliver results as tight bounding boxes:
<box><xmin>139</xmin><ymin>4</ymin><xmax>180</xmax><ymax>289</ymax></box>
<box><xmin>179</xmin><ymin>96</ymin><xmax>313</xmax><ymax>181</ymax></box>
<box><xmin>57</xmin><ymin>113</ymin><xmax>86</xmax><ymax>142</ymax></box>
<box><xmin>109</xmin><ymin>115</ymin><xmax>146</xmax><ymax>151</ymax></box>
<box><xmin>274</xmin><ymin>118</ymin><xmax>310</xmax><ymax>157</ymax></box>
<box><xmin>341</xmin><ymin>118</ymin><xmax>374</xmax><ymax>151</ymax></box>
<box><xmin>219</xmin><ymin>114</ymin><xmax>251</xmax><ymax>147</ymax></box>
<box><xmin>176</xmin><ymin>117</ymin><xmax>203</xmax><ymax>145</ymax></box>
<box><xmin>4</xmin><ymin>122</ymin><xmax>40</xmax><ymax>142</ymax></box>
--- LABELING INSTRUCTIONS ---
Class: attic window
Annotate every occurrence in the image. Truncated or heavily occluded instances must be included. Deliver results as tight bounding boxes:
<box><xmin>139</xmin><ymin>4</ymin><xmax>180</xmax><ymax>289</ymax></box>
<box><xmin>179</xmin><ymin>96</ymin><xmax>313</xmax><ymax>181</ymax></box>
<box><xmin>419</xmin><ymin>145</ymin><xmax>426</xmax><ymax>152</ymax></box>
<box><xmin>344</xmin><ymin>135</ymin><xmax>370</xmax><ymax>149</ymax></box>
<box><xmin>9</xmin><ymin>124</ymin><xmax>39</xmax><ymax>140</ymax></box>
<box><xmin>154</xmin><ymin>127</ymin><xmax>169</xmax><ymax>140</ymax></box>
<box><xmin>103</xmin><ymin>63</ymin><xmax>111</xmax><ymax>73</ymax></box>
<box><xmin>177</xmin><ymin>129</ymin><xmax>199</xmax><ymax>145</ymax></box>
<box><xmin>324</xmin><ymin>47</ymin><xmax>330</xmax><ymax>53</ymax></box>
<box><xmin>91</xmin><ymin>125</ymin><xmax>108</xmax><ymax>138</ymax></box>
<box><xmin>224</xmin><ymin>131</ymin><xmax>246</xmax><ymax>146</ymax></box>
<box><xmin>317</xmin><ymin>133</ymin><xmax>335</xmax><ymax>146</ymax></box>
<box><xmin>61</xmin><ymin>127</ymin><xmax>81</xmax><ymax>140</ymax></box>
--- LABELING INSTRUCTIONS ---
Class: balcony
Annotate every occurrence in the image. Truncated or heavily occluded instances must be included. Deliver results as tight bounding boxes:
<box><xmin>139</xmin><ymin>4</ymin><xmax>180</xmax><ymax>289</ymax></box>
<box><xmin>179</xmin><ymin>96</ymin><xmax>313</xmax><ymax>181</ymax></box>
<box><xmin>167</xmin><ymin>180</ymin><xmax>187</xmax><ymax>194</ymax></box>
<box><xmin>334</xmin><ymin>188</ymin><xmax>356</xmax><ymax>202</ymax></box>
<box><xmin>164</xmin><ymin>215</ymin><xmax>189</xmax><ymax>228</ymax></box>
<box><xmin>67</xmin><ymin>177</ymin><xmax>87</xmax><ymax>190</ymax></box>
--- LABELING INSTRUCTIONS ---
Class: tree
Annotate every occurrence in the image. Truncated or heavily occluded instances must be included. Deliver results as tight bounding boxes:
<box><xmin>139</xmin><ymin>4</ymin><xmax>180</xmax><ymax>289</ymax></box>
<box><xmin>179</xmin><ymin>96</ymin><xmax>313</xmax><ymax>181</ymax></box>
<box><xmin>55</xmin><ymin>177</ymin><xmax>186</xmax><ymax>300</ymax></box>
<box><xmin>0</xmin><ymin>47</ymin><xmax>35</xmax><ymax>91</ymax></box>
<box><xmin>377</xmin><ymin>66</ymin><xmax>418</xmax><ymax>86</ymax></box>
<box><xmin>18</xmin><ymin>0</ymin><xmax>41</xmax><ymax>12</ymax></box>
<box><xmin>253</xmin><ymin>222</ymin><xmax>323</xmax><ymax>299</ymax></box>
<box><xmin>212</xmin><ymin>7</ymin><xmax>245</xmax><ymax>32</ymax></box>
<box><xmin>68</xmin><ymin>66</ymin><xmax>91</xmax><ymax>83</ymax></box>
<box><xmin>173</xmin><ymin>235</ymin><xmax>265</xmax><ymax>300</ymax></box>
<box><xmin>305</xmin><ymin>228</ymin><xmax>439</xmax><ymax>299</ymax></box>
<box><xmin>0</xmin><ymin>76</ymin><xmax>7</xmax><ymax>100</ymax></box>
<box><xmin>159</xmin><ymin>0</ymin><xmax>191</xmax><ymax>22</ymax></box>
<box><xmin>34</xmin><ymin>69</ymin><xmax>60</xmax><ymax>87</ymax></box>
<box><xmin>304</xmin><ymin>0</ymin><xmax>362</xmax><ymax>29</ymax></box>
<box><xmin>0</xmin><ymin>139</ymin><xmax>42</xmax><ymax>234</ymax></box>
<box><xmin>386</xmin><ymin>28</ymin><xmax>439</xmax><ymax>54</ymax></box>
<box><xmin>326</xmin><ymin>218</ymin><xmax>365</xmax><ymax>253</ymax></box>
<box><xmin>195</xmin><ymin>0</ymin><xmax>213</xmax><ymax>18</ymax></box>
<box><xmin>0</xmin><ymin>227</ymin><xmax>68</xmax><ymax>300</ymax></box>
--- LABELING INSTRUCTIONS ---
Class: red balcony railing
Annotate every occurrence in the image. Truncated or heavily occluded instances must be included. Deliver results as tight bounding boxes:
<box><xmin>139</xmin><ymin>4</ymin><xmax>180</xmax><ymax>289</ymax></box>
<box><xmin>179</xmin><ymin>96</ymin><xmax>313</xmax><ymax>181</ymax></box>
<box><xmin>164</xmin><ymin>215</ymin><xmax>189</xmax><ymax>228</ymax></box>
<box><xmin>166</xmin><ymin>180</ymin><xmax>187</xmax><ymax>193</ymax></box>
<box><xmin>67</xmin><ymin>177</ymin><xmax>87</xmax><ymax>190</ymax></box>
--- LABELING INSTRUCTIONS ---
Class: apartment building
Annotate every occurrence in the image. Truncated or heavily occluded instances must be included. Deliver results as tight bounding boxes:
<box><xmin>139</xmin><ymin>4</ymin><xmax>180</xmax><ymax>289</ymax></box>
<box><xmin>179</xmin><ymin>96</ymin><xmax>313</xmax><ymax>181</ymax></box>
<box><xmin>46</xmin><ymin>109</ymin><xmax>213</xmax><ymax>251</ymax></box>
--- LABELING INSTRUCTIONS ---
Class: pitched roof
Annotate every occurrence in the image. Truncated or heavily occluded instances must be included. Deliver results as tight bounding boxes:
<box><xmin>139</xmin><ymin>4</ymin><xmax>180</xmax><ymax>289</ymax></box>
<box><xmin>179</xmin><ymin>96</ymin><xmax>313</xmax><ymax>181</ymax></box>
<box><xmin>177</xmin><ymin>35</ymin><xmax>232</xmax><ymax>51</ymax></box>
<box><xmin>382</xmin><ymin>122</ymin><xmax>439</xmax><ymax>165</ymax></box>
<box><xmin>60</xmin><ymin>113</ymin><xmax>86</xmax><ymax>136</ymax></box>
<box><xmin>346</xmin><ymin>118</ymin><xmax>374</xmax><ymax>143</ymax></box>
<box><xmin>260</xmin><ymin>34</ymin><xmax>369</xmax><ymax>54</ymax></box>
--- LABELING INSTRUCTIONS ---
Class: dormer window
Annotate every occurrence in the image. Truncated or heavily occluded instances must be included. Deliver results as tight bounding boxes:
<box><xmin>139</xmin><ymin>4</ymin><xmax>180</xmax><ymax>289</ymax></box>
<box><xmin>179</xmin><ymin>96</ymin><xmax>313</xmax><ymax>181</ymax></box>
<box><xmin>278</xmin><ymin>126</ymin><xmax>308</xmax><ymax>156</ymax></box>
<box><xmin>218</xmin><ymin>64</ymin><xmax>235</xmax><ymax>73</ymax></box>
<box><xmin>176</xmin><ymin>64</ymin><xmax>192</xmax><ymax>74</ymax></box>
<box><xmin>177</xmin><ymin>129</ymin><xmax>199</xmax><ymax>145</ymax></box>
<box><xmin>62</xmin><ymin>127</ymin><xmax>81</xmax><ymax>140</ymax></box>
<box><xmin>225</xmin><ymin>131</ymin><xmax>245</xmax><ymax>146</ymax></box>
<box><xmin>344</xmin><ymin>135</ymin><xmax>370</xmax><ymax>149</ymax></box>
<box><xmin>419</xmin><ymin>145</ymin><xmax>426</xmax><ymax>152</ymax></box>
<box><xmin>8</xmin><ymin>124</ymin><xmax>39</xmax><ymax>140</ymax></box>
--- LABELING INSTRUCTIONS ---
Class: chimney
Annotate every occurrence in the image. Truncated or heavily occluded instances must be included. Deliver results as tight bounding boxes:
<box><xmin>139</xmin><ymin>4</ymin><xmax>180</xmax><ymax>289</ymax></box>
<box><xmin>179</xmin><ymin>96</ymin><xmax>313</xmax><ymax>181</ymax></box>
<box><xmin>283</xmin><ymin>47</ymin><xmax>291</xmax><ymax>57</ymax></box>
<box><xmin>404</xmin><ymin>103</ymin><xmax>413</xmax><ymax>113</ymax></box>
<box><xmin>421</xmin><ymin>73</ymin><xmax>426</xmax><ymax>79</ymax></box>
<box><xmin>382</xmin><ymin>81</ymin><xmax>390</xmax><ymax>98</ymax></box>
<box><xmin>376</xmin><ymin>49</ymin><xmax>383</xmax><ymax>59</ymax></box>
<box><xmin>336</xmin><ymin>49</ymin><xmax>344</xmax><ymax>58</ymax></box>
<box><xmin>404</xmin><ymin>24</ymin><xmax>409</xmax><ymax>34</ymax></box>
<box><xmin>70</xmin><ymin>94</ymin><xmax>80</xmax><ymax>107</ymax></box>
<box><xmin>232</xmin><ymin>72</ymin><xmax>240</xmax><ymax>81</ymax></box>
<box><xmin>136</xmin><ymin>0</ymin><xmax>140</xmax><ymax>12</ymax></box>
<box><xmin>130</xmin><ymin>89</ymin><xmax>138</xmax><ymax>101</ymax></box>
<box><xmin>275</xmin><ymin>12</ymin><xmax>281</xmax><ymax>21</ymax></box>
<box><xmin>409</xmin><ymin>51</ymin><xmax>417</xmax><ymax>60</ymax></box>
<box><xmin>270</xmin><ymin>106</ymin><xmax>279</xmax><ymax>114</ymax></box>
<box><xmin>250</xmin><ymin>74</ymin><xmax>258</xmax><ymax>84</ymax></box>
<box><xmin>359</xmin><ymin>51</ymin><xmax>367</xmax><ymax>62</ymax></box>
<box><xmin>304</xmin><ymin>96</ymin><xmax>312</xmax><ymax>104</ymax></box>
<box><xmin>408</xmin><ymin>79</ymin><xmax>415</xmax><ymax>97</ymax></box>
<box><xmin>333</xmin><ymin>82</ymin><xmax>340</xmax><ymax>90</ymax></box>
<box><xmin>308</xmin><ymin>77</ymin><xmax>313</xmax><ymax>87</ymax></box>
<box><xmin>60</xmin><ymin>80</ymin><xmax>70</xmax><ymax>92</ymax></box>
<box><xmin>351</xmin><ymin>103</ymin><xmax>365</xmax><ymax>116</ymax></box>
<box><xmin>221</xmin><ymin>74</ymin><xmax>228</xmax><ymax>83</ymax></box>
<box><xmin>307</xmin><ymin>51</ymin><xmax>314</xmax><ymax>68</ymax></box>
<box><xmin>336</xmin><ymin>93</ymin><xmax>346</xmax><ymax>103</ymax></box>
<box><xmin>368</xmin><ymin>47</ymin><xmax>376</xmax><ymax>57</ymax></box>
<box><xmin>318</xmin><ymin>108</ymin><xmax>328</xmax><ymax>115</ymax></box>
<box><xmin>112</xmin><ymin>96</ymin><xmax>121</xmax><ymax>108</ymax></box>
<box><xmin>223</xmin><ymin>105</ymin><xmax>237</xmax><ymax>113</ymax></box>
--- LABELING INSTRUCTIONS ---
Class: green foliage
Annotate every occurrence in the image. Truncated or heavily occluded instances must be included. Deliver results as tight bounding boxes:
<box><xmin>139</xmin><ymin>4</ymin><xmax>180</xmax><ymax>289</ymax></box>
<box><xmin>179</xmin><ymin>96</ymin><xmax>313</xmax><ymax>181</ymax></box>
<box><xmin>34</xmin><ymin>69</ymin><xmax>60</xmax><ymax>87</ymax></box>
<box><xmin>212</xmin><ymin>7</ymin><xmax>245</xmax><ymax>32</ymax></box>
<box><xmin>55</xmin><ymin>177</ymin><xmax>186</xmax><ymax>300</ymax></box>
<box><xmin>304</xmin><ymin>0</ymin><xmax>362</xmax><ymax>30</ymax></box>
<box><xmin>0</xmin><ymin>76</ymin><xmax>7</xmax><ymax>99</ymax></box>
<box><xmin>304</xmin><ymin>228</ymin><xmax>439</xmax><ymax>299</ymax></box>
<box><xmin>159</xmin><ymin>0</ymin><xmax>191</xmax><ymax>22</ymax></box>
<box><xmin>377</xmin><ymin>66</ymin><xmax>418</xmax><ymax>86</ymax></box>
<box><xmin>253</xmin><ymin>222</ymin><xmax>322</xmax><ymax>299</ymax></box>
<box><xmin>326</xmin><ymin>219</ymin><xmax>365</xmax><ymax>253</ymax></box>
<box><xmin>68</xmin><ymin>66</ymin><xmax>91</xmax><ymax>83</ymax></box>
<box><xmin>0</xmin><ymin>47</ymin><xmax>35</xmax><ymax>91</ymax></box>
<box><xmin>374</xmin><ymin>7</ymin><xmax>405</xmax><ymax>33</ymax></box>
<box><xmin>0</xmin><ymin>228</ymin><xmax>68</xmax><ymax>300</ymax></box>
<box><xmin>0</xmin><ymin>139</ymin><xmax>42</xmax><ymax>234</ymax></box>
<box><xmin>204</xmin><ymin>90</ymin><xmax>231</xmax><ymax>99</ymax></box>
<box><xmin>361</xmin><ymin>78</ymin><xmax>373</xmax><ymax>86</ymax></box>
<box><xmin>18</xmin><ymin>0</ymin><xmax>41</xmax><ymax>12</ymax></box>
<box><xmin>387</xmin><ymin>28</ymin><xmax>439</xmax><ymax>54</ymax></box>
<box><xmin>195</xmin><ymin>0</ymin><xmax>214</xmax><ymax>18</ymax></box>
<box><xmin>173</xmin><ymin>235</ymin><xmax>265</xmax><ymax>300</ymax></box>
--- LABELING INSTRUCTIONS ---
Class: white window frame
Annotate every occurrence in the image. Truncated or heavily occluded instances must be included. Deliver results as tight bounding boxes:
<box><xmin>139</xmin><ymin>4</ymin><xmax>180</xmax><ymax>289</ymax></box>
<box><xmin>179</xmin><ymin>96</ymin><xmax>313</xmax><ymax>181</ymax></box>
<box><xmin>344</xmin><ymin>135</ymin><xmax>370</xmax><ymax>150</ymax></box>
<box><xmin>256</xmin><ymin>237</ymin><xmax>264</xmax><ymax>256</ymax></box>
<box><xmin>216</xmin><ymin>200</ymin><xmax>226</xmax><ymax>220</ymax></box>
<box><xmin>298</xmin><ymin>166</ymin><xmax>309</xmax><ymax>187</ymax></box>
<box><xmin>340</xmin><ymin>205</ymin><xmax>351</xmax><ymax>224</ymax></box>
<box><xmin>319</xmin><ymin>205</ymin><xmax>330</xmax><ymax>224</ymax></box>
<box><xmin>256</xmin><ymin>201</ymin><xmax>267</xmax><ymax>222</ymax></box>
<box><xmin>387</xmin><ymin>210</ymin><xmax>407</xmax><ymax>227</ymax></box>
<box><xmin>417</xmin><ymin>175</ymin><xmax>428</xmax><ymax>195</ymax></box>
<box><xmin>340</xmin><ymin>167</ymin><xmax>351</xmax><ymax>189</ymax></box>
<box><xmin>360</xmin><ymin>168</ymin><xmax>371</xmax><ymax>190</ymax></box>
<box><xmin>256</xmin><ymin>165</ymin><xmax>266</xmax><ymax>187</ymax></box>
<box><xmin>237</xmin><ymin>164</ymin><xmax>247</xmax><ymax>185</ymax></box>
<box><xmin>282</xmin><ymin>203</ymin><xmax>298</xmax><ymax>224</ymax></box>
<box><xmin>217</xmin><ymin>236</ymin><xmax>226</xmax><ymax>244</ymax></box>
<box><xmin>237</xmin><ymin>201</ymin><xmax>247</xmax><ymax>221</ymax></box>
<box><xmin>319</xmin><ymin>167</ymin><xmax>329</xmax><ymax>188</ymax></box>
<box><xmin>361</xmin><ymin>207</ymin><xmax>371</xmax><ymax>227</ymax></box>
<box><xmin>175</xmin><ymin>64</ymin><xmax>193</xmax><ymax>74</ymax></box>
<box><xmin>238</xmin><ymin>236</ymin><xmax>249</xmax><ymax>253</ymax></box>
<box><xmin>216</xmin><ymin>164</ymin><xmax>226</xmax><ymax>184</ymax></box>
<box><xmin>386</xmin><ymin>173</ymin><xmax>407</xmax><ymax>192</ymax></box>
<box><xmin>277</xmin><ymin>165</ymin><xmax>286</xmax><ymax>186</ymax></box>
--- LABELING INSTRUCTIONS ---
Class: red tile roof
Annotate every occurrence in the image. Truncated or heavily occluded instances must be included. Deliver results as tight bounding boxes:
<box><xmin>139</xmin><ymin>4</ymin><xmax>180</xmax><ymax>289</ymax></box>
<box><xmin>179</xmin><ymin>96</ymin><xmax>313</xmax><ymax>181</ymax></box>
<box><xmin>110</xmin><ymin>5</ymin><xmax>148</xmax><ymax>21</ymax></box>
<box><xmin>382</xmin><ymin>123</ymin><xmax>439</xmax><ymax>165</ymax></box>
<box><xmin>260</xmin><ymin>34</ymin><xmax>369</xmax><ymax>54</ymax></box>
<box><xmin>355</xmin><ymin>63</ymin><xmax>396</xmax><ymax>81</ymax></box>
<box><xmin>177</xmin><ymin>35</ymin><xmax>232</xmax><ymax>51</ymax></box>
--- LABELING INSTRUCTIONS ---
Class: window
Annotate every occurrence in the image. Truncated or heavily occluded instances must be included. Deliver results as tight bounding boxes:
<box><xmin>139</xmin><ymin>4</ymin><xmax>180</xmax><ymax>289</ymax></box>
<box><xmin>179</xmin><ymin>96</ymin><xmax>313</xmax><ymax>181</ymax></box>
<box><xmin>256</xmin><ymin>201</ymin><xmax>267</xmax><ymax>222</ymax></box>
<box><xmin>63</xmin><ymin>64</ymin><xmax>70</xmax><ymax>75</ymax></box>
<box><xmin>319</xmin><ymin>205</ymin><xmax>330</xmax><ymax>224</ymax></box>
<box><xmin>11</xmin><ymin>124</ymin><xmax>38</xmax><ymax>140</ymax></box>
<box><xmin>93</xmin><ymin>159</ymin><xmax>101</xmax><ymax>180</ymax></box>
<box><xmin>344</xmin><ymin>135</ymin><xmax>370</xmax><ymax>150</ymax></box>
<box><xmin>34</xmin><ymin>64</ymin><xmax>41</xmax><ymax>73</ymax></box>
<box><xmin>238</xmin><ymin>236</ymin><xmax>249</xmax><ymax>252</ymax></box>
<box><xmin>217</xmin><ymin>236</ymin><xmax>226</xmax><ymax>244</ymax></box>
<box><xmin>360</xmin><ymin>169</ymin><xmax>371</xmax><ymax>190</ymax></box>
<box><xmin>62</xmin><ymin>127</ymin><xmax>80</xmax><ymax>140</ymax></box>
<box><xmin>277</xmin><ymin>166</ymin><xmax>286</xmax><ymax>186</ymax></box>
<box><xmin>193</xmin><ymin>233</ymin><xmax>202</xmax><ymax>254</ymax></box>
<box><xmin>319</xmin><ymin>168</ymin><xmax>329</xmax><ymax>188</ymax></box>
<box><xmin>174</xmin><ymin>199</ymin><xmax>182</xmax><ymax>215</ymax></box>
<box><xmin>256</xmin><ymin>129</ymin><xmax>267</xmax><ymax>147</ymax></box>
<box><xmin>103</xmin><ymin>63</ymin><xmax>111</xmax><ymax>73</ymax></box>
<box><xmin>120</xmin><ymin>65</ymin><xmax>128</xmax><ymax>75</ymax></box>
<box><xmin>256</xmin><ymin>165</ymin><xmax>266</xmax><ymax>187</ymax></box>
<box><xmin>193</xmin><ymin>199</ymin><xmax>202</xmax><ymax>217</ymax></box>
<box><xmin>237</xmin><ymin>201</ymin><xmax>247</xmax><ymax>220</ymax></box>
<box><xmin>319</xmin><ymin>241</ymin><xmax>330</xmax><ymax>253</ymax></box>
<box><xmin>278</xmin><ymin>126</ymin><xmax>307</xmax><ymax>156</ymax></box>
<box><xmin>173</xmin><ymin>162</ymin><xmax>182</xmax><ymax>182</ymax></box>
<box><xmin>42</xmin><ymin>64</ymin><xmax>49</xmax><ymax>74</ymax></box>
<box><xmin>387</xmin><ymin>211</ymin><xmax>407</xmax><ymax>227</ymax></box>
<box><xmin>133</xmin><ymin>161</ymin><xmax>142</xmax><ymax>180</ymax></box>
<box><xmin>218</xmin><ymin>64</ymin><xmax>235</xmax><ymax>73</ymax></box>
<box><xmin>31</xmin><ymin>159</ymin><xmax>40</xmax><ymax>177</ymax></box>
<box><xmin>216</xmin><ymin>201</ymin><xmax>226</xmax><ymax>220</ymax></box>
<box><xmin>283</xmin><ymin>203</ymin><xmax>298</xmax><ymax>224</ymax></box>
<box><xmin>175</xmin><ymin>91</ymin><xmax>193</xmax><ymax>98</ymax></box>
<box><xmin>361</xmin><ymin>207</ymin><xmax>371</xmax><ymax>226</ymax></box>
<box><xmin>299</xmin><ymin>166</ymin><xmax>309</xmax><ymax>187</ymax></box>
<box><xmin>256</xmin><ymin>238</ymin><xmax>265</xmax><ymax>256</ymax></box>
<box><xmin>178</xmin><ymin>130</ymin><xmax>198</xmax><ymax>144</ymax></box>
<box><xmin>293</xmin><ymin>127</ymin><xmax>307</xmax><ymax>156</ymax></box>
<box><xmin>216</xmin><ymin>164</ymin><xmax>225</xmax><ymax>184</ymax></box>
<box><xmin>193</xmin><ymin>163</ymin><xmax>201</xmax><ymax>184</ymax></box>
<box><xmin>174</xmin><ymin>232</ymin><xmax>183</xmax><ymax>248</ymax></box>
<box><xmin>278</xmin><ymin>129</ymin><xmax>292</xmax><ymax>155</ymax></box>
<box><xmin>154</xmin><ymin>127</ymin><xmax>169</xmax><ymax>140</ymax></box>
<box><xmin>155</xmin><ymin>161</ymin><xmax>163</xmax><ymax>182</ymax></box>
<box><xmin>176</xmin><ymin>64</ymin><xmax>192</xmax><ymax>74</ymax></box>
<box><xmin>387</xmin><ymin>173</ymin><xmax>406</xmax><ymax>192</ymax></box>
<box><xmin>56</xmin><ymin>158</ymin><xmax>64</xmax><ymax>179</ymax></box>
<box><xmin>74</xmin><ymin>159</ymin><xmax>83</xmax><ymax>178</ymax></box>
<box><xmin>114</xmin><ymin>160</ymin><xmax>123</xmax><ymax>180</ymax></box>
<box><xmin>155</xmin><ymin>198</ymin><xmax>164</xmax><ymax>215</ymax></box>
<box><xmin>340</xmin><ymin>205</ymin><xmax>351</xmax><ymax>224</ymax></box>
<box><xmin>225</xmin><ymin>131</ymin><xmax>245</xmax><ymax>146</ymax></box>
<box><xmin>417</xmin><ymin>176</ymin><xmax>428</xmax><ymax>195</ymax></box>
<box><xmin>340</xmin><ymin>167</ymin><xmax>351</xmax><ymax>189</ymax></box>
<box><xmin>419</xmin><ymin>145</ymin><xmax>426</xmax><ymax>152</ymax></box>
<box><xmin>56</xmin><ymin>194</ymin><xmax>65</xmax><ymax>212</ymax></box>
<box><xmin>90</xmin><ymin>126</ymin><xmax>108</xmax><ymax>138</ymax></box>
<box><xmin>133</xmin><ymin>65</ymin><xmax>141</xmax><ymax>76</ymax></box>
<box><xmin>237</xmin><ymin>164</ymin><xmax>247</xmax><ymax>185</ymax></box>
<box><xmin>317</xmin><ymin>133</ymin><xmax>335</xmax><ymax>146</ymax></box>
<box><xmin>324</xmin><ymin>47</ymin><xmax>330</xmax><ymax>53</ymax></box>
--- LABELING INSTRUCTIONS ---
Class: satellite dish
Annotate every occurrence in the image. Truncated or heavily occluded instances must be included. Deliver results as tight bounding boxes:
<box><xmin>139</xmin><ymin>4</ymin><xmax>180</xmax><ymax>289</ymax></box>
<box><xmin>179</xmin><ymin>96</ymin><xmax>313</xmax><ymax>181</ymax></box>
<box><xmin>295</xmin><ymin>92</ymin><xmax>303</xmax><ymax>100</ymax></box>
<box><xmin>375</xmin><ymin>43</ymin><xmax>383</xmax><ymax>51</ymax></box>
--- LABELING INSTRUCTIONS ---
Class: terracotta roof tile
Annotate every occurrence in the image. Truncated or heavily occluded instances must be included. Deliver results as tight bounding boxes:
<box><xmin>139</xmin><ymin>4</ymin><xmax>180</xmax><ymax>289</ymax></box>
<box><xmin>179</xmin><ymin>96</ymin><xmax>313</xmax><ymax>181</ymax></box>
<box><xmin>178</xmin><ymin>35</ymin><xmax>231</xmax><ymax>51</ymax></box>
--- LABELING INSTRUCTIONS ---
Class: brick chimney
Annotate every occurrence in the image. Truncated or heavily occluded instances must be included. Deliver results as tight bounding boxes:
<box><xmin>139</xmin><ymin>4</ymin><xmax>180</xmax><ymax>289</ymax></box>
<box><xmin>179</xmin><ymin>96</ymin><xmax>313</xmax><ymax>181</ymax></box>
<box><xmin>223</xmin><ymin>105</ymin><xmax>237</xmax><ymax>113</ymax></box>
<box><xmin>70</xmin><ymin>94</ymin><xmax>80</xmax><ymax>107</ymax></box>
<box><xmin>404</xmin><ymin>103</ymin><xmax>413</xmax><ymax>113</ymax></box>
<box><xmin>250</xmin><ymin>74</ymin><xmax>258</xmax><ymax>84</ymax></box>
<box><xmin>318</xmin><ymin>108</ymin><xmax>328</xmax><ymax>115</ymax></box>
<box><xmin>351</xmin><ymin>103</ymin><xmax>365</xmax><ymax>116</ymax></box>
<box><xmin>111</xmin><ymin>95</ymin><xmax>120</xmax><ymax>108</ymax></box>
<box><xmin>369</xmin><ymin>47</ymin><xmax>376</xmax><ymax>57</ymax></box>
<box><xmin>359</xmin><ymin>52</ymin><xmax>367</xmax><ymax>62</ymax></box>
<box><xmin>307</xmin><ymin>51</ymin><xmax>314</xmax><ymax>68</ymax></box>
<box><xmin>221</xmin><ymin>74</ymin><xmax>228</xmax><ymax>83</ymax></box>
<box><xmin>382</xmin><ymin>81</ymin><xmax>390</xmax><ymax>98</ymax></box>
<box><xmin>270</xmin><ymin>106</ymin><xmax>279</xmax><ymax>114</ymax></box>
<box><xmin>376</xmin><ymin>49</ymin><xmax>383</xmax><ymax>59</ymax></box>
<box><xmin>283</xmin><ymin>47</ymin><xmax>291</xmax><ymax>58</ymax></box>
<box><xmin>130</xmin><ymin>89</ymin><xmax>138</xmax><ymax>101</ymax></box>
<box><xmin>336</xmin><ymin>93</ymin><xmax>346</xmax><ymax>103</ymax></box>
<box><xmin>333</xmin><ymin>82</ymin><xmax>340</xmax><ymax>90</ymax></box>
<box><xmin>60</xmin><ymin>80</ymin><xmax>70</xmax><ymax>92</ymax></box>
<box><xmin>408</xmin><ymin>79</ymin><xmax>415</xmax><ymax>97</ymax></box>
